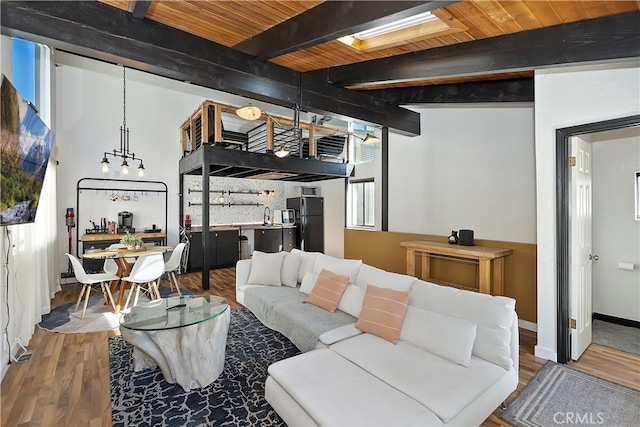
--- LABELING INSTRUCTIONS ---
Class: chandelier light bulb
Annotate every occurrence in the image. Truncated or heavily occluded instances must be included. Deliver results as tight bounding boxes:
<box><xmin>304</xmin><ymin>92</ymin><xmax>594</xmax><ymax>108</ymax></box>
<box><xmin>101</xmin><ymin>156</ymin><xmax>110</xmax><ymax>173</ymax></box>
<box><xmin>121</xmin><ymin>158</ymin><xmax>129</xmax><ymax>175</ymax></box>
<box><xmin>138</xmin><ymin>161</ymin><xmax>145</xmax><ymax>177</ymax></box>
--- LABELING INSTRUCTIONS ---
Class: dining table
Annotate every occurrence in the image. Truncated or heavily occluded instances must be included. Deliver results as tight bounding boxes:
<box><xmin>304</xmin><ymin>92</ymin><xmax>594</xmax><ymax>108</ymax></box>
<box><xmin>82</xmin><ymin>245</ymin><xmax>173</xmax><ymax>314</ymax></box>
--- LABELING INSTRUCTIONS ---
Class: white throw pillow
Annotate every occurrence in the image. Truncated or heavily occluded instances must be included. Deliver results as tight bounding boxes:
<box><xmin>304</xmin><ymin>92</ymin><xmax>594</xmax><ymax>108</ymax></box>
<box><xmin>300</xmin><ymin>272</ymin><xmax>319</xmax><ymax>295</ymax></box>
<box><xmin>354</xmin><ymin>264</ymin><xmax>416</xmax><ymax>291</ymax></box>
<box><xmin>312</xmin><ymin>253</ymin><xmax>362</xmax><ymax>284</ymax></box>
<box><xmin>292</xmin><ymin>248</ymin><xmax>320</xmax><ymax>283</ymax></box>
<box><xmin>247</xmin><ymin>251</ymin><xmax>286</xmax><ymax>286</ymax></box>
<box><xmin>409</xmin><ymin>280</ymin><xmax>516</xmax><ymax>370</ymax></box>
<box><xmin>337</xmin><ymin>284</ymin><xmax>366</xmax><ymax>318</ymax></box>
<box><xmin>400</xmin><ymin>306</ymin><xmax>477</xmax><ymax>368</ymax></box>
<box><xmin>280</xmin><ymin>251</ymin><xmax>301</xmax><ymax>287</ymax></box>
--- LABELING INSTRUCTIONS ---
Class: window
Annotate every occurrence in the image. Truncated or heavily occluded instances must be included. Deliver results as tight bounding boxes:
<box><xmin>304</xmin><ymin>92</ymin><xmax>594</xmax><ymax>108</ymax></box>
<box><xmin>11</xmin><ymin>38</ymin><xmax>36</xmax><ymax>105</ymax></box>
<box><xmin>349</xmin><ymin>123</ymin><xmax>376</xmax><ymax>163</ymax></box>
<box><xmin>348</xmin><ymin>179</ymin><xmax>375</xmax><ymax>228</ymax></box>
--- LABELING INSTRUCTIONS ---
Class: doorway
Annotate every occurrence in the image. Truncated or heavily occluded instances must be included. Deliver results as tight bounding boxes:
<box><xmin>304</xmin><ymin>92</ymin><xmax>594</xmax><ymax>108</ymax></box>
<box><xmin>555</xmin><ymin>114</ymin><xmax>640</xmax><ymax>364</ymax></box>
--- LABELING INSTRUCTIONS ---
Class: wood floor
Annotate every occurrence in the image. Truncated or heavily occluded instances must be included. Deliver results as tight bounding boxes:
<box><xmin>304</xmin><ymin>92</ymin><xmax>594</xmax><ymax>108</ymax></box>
<box><xmin>2</xmin><ymin>268</ymin><xmax>639</xmax><ymax>427</ymax></box>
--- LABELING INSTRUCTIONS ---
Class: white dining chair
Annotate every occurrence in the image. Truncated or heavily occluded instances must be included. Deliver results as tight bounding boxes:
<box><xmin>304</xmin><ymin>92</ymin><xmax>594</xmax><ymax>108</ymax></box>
<box><xmin>103</xmin><ymin>243</ymin><xmax>125</xmax><ymax>276</ymax></box>
<box><xmin>66</xmin><ymin>253</ymin><xmax>118</xmax><ymax>319</ymax></box>
<box><xmin>163</xmin><ymin>242</ymin><xmax>186</xmax><ymax>295</ymax></box>
<box><xmin>122</xmin><ymin>252</ymin><xmax>165</xmax><ymax>311</ymax></box>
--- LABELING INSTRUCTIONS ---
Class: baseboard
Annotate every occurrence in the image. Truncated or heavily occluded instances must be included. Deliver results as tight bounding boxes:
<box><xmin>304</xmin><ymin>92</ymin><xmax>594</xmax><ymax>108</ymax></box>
<box><xmin>534</xmin><ymin>345</ymin><xmax>557</xmax><ymax>362</ymax></box>
<box><xmin>593</xmin><ymin>312</ymin><xmax>640</xmax><ymax>329</ymax></box>
<box><xmin>60</xmin><ymin>277</ymin><xmax>78</xmax><ymax>285</ymax></box>
<box><xmin>518</xmin><ymin>319</ymin><xmax>537</xmax><ymax>332</ymax></box>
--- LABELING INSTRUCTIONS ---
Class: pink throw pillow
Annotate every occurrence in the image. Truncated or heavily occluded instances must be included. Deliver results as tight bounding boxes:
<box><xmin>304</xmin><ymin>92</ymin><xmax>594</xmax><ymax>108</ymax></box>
<box><xmin>304</xmin><ymin>269</ymin><xmax>350</xmax><ymax>312</ymax></box>
<box><xmin>356</xmin><ymin>284</ymin><xmax>410</xmax><ymax>344</ymax></box>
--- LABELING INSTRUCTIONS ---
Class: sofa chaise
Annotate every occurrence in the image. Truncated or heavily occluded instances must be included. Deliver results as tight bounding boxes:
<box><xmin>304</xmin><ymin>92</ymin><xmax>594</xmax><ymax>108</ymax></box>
<box><xmin>236</xmin><ymin>249</ymin><xmax>519</xmax><ymax>426</ymax></box>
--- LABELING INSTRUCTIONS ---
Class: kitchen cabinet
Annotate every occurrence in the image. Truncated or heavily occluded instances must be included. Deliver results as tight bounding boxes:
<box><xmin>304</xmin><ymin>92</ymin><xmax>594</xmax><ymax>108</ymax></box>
<box><xmin>254</xmin><ymin>228</ymin><xmax>282</xmax><ymax>253</ymax></box>
<box><xmin>282</xmin><ymin>228</ymin><xmax>295</xmax><ymax>252</ymax></box>
<box><xmin>188</xmin><ymin>229</ymin><xmax>239</xmax><ymax>271</ymax></box>
<box><xmin>254</xmin><ymin>227</ymin><xmax>296</xmax><ymax>253</ymax></box>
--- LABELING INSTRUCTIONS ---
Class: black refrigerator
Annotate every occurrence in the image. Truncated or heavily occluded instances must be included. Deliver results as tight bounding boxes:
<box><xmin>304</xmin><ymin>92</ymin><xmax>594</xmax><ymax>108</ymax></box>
<box><xmin>287</xmin><ymin>197</ymin><xmax>324</xmax><ymax>253</ymax></box>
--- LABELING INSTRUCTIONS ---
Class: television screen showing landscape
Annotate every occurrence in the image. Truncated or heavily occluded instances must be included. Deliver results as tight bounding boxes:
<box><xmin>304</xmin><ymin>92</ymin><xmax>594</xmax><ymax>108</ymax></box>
<box><xmin>1</xmin><ymin>75</ymin><xmax>54</xmax><ymax>226</ymax></box>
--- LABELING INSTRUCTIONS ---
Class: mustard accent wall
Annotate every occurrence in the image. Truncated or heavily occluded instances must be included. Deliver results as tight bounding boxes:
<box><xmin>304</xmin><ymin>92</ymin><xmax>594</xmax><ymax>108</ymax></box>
<box><xmin>344</xmin><ymin>229</ymin><xmax>537</xmax><ymax>323</ymax></box>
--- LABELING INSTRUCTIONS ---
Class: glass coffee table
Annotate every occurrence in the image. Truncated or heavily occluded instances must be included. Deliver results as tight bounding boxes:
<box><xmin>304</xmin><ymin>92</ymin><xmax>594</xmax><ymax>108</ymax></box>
<box><xmin>119</xmin><ymin>295</ymin><xmax>229</xmax><ymax>391</ymax></box>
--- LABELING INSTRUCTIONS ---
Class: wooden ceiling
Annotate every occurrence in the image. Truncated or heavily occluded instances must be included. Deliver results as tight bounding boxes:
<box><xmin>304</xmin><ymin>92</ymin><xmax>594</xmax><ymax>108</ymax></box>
<box><xmin>99</xmin><ymin>0</ymin><xmax>640</xmax><ymax>90</ymax></box>
<box><xmin>2</xmin><ymin>1</ymin><xmax>639</xmax><ymax>134</ymax></box>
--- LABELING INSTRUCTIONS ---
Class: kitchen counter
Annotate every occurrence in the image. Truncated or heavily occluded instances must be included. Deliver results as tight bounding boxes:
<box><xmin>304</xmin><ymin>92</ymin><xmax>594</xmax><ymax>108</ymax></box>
<box><xmin>81</xmin><ymin>232</ymin><xmax>167</xmax><ymax>241</ymax></box>
<box><xmin>188</xmin><ymin>223</ymin><xmax>296</xmax><ymax>232</ymax></box>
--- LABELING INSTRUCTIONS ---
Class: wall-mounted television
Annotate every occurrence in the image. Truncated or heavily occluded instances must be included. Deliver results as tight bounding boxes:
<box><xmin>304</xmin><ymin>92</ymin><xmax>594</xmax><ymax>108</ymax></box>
<box><xmin>1</xmin><ymin>74</ymin><xmax>54</xmax><ymax>226</ymax></box>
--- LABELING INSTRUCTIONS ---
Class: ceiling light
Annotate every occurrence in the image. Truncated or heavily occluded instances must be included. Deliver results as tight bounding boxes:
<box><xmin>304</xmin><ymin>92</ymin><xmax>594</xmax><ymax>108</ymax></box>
<box><xmin>236</xmin><ymin>103</ymin><xmax>262</xmax><ymax>120</ymax></box>
<box><xmin>100</xmin><ymin>66</ymin><xmax>146</xmax><ymax>177</ymax></box>
<box><xmin>274</xmin><ymin>146</ymin><xmax>290</xmax><ymax>158</ymax></box>
<box><xmin>353</xmin><ymin>132</ymin><xmax>381</xmax><ymax>144</ymax></box>
<box><xmin>353</xmin><ymin>11</ymin><xmax>436</xmax><ymax>40</ymax></box>
<box><xmin>363</xmin><ymin>133</ymin><xmax>381</xmax><ymax>144</ymax></box>
<box><xmin>137</xmin><ymin>161</ymin><xmax>145</xmax><ymax>177</ymax></box>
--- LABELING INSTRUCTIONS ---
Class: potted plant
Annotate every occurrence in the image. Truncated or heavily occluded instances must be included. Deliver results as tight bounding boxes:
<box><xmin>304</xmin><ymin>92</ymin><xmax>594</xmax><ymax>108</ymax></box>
<box><xmin>120</xmin><ymin>232</ymin><xmax>144</xmax><ymax>250</ymax></box>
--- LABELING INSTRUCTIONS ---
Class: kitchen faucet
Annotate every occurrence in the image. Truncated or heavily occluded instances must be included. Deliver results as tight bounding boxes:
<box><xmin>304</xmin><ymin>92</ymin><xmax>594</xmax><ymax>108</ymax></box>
<box><xmin>263</xmin><ymin>207</ymin><xmax>271</xmax><ymax>225</ymax></box>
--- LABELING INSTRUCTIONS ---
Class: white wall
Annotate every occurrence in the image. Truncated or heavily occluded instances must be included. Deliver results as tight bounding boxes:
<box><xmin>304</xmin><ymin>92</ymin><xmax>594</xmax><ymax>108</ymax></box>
<box><xmin>318</xmin><ymin>179</ymin><xmax>346</xmax><ymax>258</ymax></box>
<box><xmin>389</xmin><ymin>105</ymin><xmax>536</xmax><ymax>243</ymax></box>
<box><xmin>592</xmin><ymin>127</ymin><xmax>640</xmax><ymax>322</ymax></box>
<box><xmin>534</xmin><ymin>61</ymin><xmax>640</xmax><ymax>361</ymax></box>
<box><xmin>54</xmin><ymin>52</ymin><xmax>301</xmax><ymax>272</ymax></box>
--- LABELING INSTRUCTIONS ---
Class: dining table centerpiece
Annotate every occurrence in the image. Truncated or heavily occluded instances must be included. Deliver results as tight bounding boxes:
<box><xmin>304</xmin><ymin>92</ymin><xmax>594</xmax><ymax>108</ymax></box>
<box><xmin>120</xmin><ymin>232</ymin><xmax>144</xmax><ymax>250</ymax></box>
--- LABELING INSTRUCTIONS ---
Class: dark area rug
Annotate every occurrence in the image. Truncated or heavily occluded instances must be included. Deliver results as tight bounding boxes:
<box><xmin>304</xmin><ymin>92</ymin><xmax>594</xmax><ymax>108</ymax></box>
<box><xmin>500</xmin><ymin>361</ymin><xmax>640</xmax><ymax>427</ymax></box>
<box><xmin>109</xmin><ymin>307</ymin><xmax>301</xmax><ymax>427</ymax></box>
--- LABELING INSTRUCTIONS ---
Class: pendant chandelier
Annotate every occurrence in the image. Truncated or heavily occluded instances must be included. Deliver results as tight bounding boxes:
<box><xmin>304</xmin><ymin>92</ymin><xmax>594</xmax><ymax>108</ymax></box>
<box><xmin>101</xmin><ymin>66</ymin><xmax>145</xmax><ymax>177</ymax></box>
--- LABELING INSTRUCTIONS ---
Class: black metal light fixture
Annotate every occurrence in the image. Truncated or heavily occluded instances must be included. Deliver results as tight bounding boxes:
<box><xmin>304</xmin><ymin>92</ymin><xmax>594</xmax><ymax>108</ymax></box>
<box><xmin>101</xmin><ymin>66</ymin><xmax>145</xmax><ymax>177</ymax></box>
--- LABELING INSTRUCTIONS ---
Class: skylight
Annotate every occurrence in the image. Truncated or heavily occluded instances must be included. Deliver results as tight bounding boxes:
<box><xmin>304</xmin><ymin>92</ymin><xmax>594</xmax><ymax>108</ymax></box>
<box><xmin>336</xmin><ymin>11</ymin><xmax>457</xmax><ymax>52</ymax></box>
<box><xmin>353</xmin><ymin>11</ymin><xmax>437</xmax><ymax>40</ymax></box>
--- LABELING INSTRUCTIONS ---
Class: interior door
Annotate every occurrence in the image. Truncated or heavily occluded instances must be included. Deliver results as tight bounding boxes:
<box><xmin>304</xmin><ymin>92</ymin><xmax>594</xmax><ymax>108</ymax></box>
<box><xmin>570</xmin><ymin>136</ymin><xmax>593</xmax><ymax>360</ymax></box>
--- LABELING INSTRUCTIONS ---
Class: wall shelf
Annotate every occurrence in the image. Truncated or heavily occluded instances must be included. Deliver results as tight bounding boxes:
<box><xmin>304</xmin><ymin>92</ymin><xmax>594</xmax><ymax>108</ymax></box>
<box><xmin>188</xmin><ymin>202</ymin><xmax>264</xmax><ymax>207</ymax></box>
<box><xmin>188</xmin><ymin>188</ymin><xmax>274</xmax><ymax>196</ymax></box>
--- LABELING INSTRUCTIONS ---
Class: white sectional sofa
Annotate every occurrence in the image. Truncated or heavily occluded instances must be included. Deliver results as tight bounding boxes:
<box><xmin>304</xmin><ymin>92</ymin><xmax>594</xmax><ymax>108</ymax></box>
<box><xmin>236</xmin><ymin>249</ymin><xmax>519</xmax><ymax>427</ymax></box>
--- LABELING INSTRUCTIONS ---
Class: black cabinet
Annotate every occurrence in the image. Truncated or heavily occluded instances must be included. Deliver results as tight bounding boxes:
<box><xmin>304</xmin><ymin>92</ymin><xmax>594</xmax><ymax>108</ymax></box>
<box><xmin>188</xmin><ymin>229</ymin><xmax>239</xmax><ymax>271</ymax></box>
<box><xmin>254</xmin><ymin>228</ymin><xmax>282</xmax><ymax>253</ymax></box>
<box><xmin>254</xmin><ymin>227</ymin><xmax>296</xmax><ymax>253</ymax></box>
<box><xmin>215</xmin><ymin>229</ymin><xmax>240</xmax><ymax>266</ymax></box>
<box><xmin>282</xmin><ymin>228</ymin><xmax>295</xmax><ymax>252</ymax></box>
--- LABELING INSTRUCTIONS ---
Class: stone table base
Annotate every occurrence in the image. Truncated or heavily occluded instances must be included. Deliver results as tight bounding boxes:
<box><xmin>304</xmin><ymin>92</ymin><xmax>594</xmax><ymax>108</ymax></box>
<box><xmin>120</xmin><ymin>308</ymin><xmax>230</xmax><ymax>391</ymax></box>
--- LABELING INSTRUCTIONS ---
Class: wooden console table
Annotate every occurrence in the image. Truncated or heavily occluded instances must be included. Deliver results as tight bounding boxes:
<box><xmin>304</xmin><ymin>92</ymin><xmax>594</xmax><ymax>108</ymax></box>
<box><xmin>400</xmin><ymin>240</ymin><xmax>513</xmax><ymax>295</ymax></box>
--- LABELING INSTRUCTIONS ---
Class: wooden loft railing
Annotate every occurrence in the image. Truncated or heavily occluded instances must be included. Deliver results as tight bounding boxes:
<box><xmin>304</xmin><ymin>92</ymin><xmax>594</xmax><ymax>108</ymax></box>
<box><xmin>179</xmin><ymin>100</ymin><xmax>350</xmax><ymax>162</ymax></box>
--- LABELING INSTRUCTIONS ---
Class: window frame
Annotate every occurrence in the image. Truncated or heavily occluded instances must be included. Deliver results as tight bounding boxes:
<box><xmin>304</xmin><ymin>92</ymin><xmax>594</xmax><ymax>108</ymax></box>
<box><xmin>347</xmin><ymin>178</ymin><xmax>375</xmax><ymax>229</ymax></box>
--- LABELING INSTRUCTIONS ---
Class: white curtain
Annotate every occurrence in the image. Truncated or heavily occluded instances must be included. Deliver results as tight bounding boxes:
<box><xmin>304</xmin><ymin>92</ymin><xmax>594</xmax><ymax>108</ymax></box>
<box><xmin>4</xmin><ymin>157</ymin><xmax>60</xmax><ymax>347</ymax></box>
<box><xmin>0</xmin><ymin>40</ymin><xmax>59</xmax><ymax>377</ymax></box>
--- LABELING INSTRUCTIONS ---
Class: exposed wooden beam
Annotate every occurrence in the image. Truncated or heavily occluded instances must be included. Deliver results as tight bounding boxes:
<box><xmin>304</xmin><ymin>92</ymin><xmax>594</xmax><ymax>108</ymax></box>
<box><xmin>1</xmin><ymin>1</ymin><xmax>420</xmax><ymax>135</ymax></box>
<box><xmin>317</xmin><ymin>12</ymin><xmax>640</xmax><ymax>87</ymax></box>
<box><xmin>131</xmin><ymin>0</ymin><xmax>151</xmax><ymax>20</ymax></box>
<box><xmin>235</xmin><ymin>1</ymin><xmax>457</xmax><ymax>61</ymax></box>
<box><xmin>369</xmin><ymin>78</ymin><xmax>534</xmax><ymax>105</ymax></box>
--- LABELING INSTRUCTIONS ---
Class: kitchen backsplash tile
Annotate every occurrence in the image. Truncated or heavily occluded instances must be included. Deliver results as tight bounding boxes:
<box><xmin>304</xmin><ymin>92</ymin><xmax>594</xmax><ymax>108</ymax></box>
<box><xmin>184</xmin><ymin>176</ymin><xmax>285</xmax><ymax>225</ymax></box>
